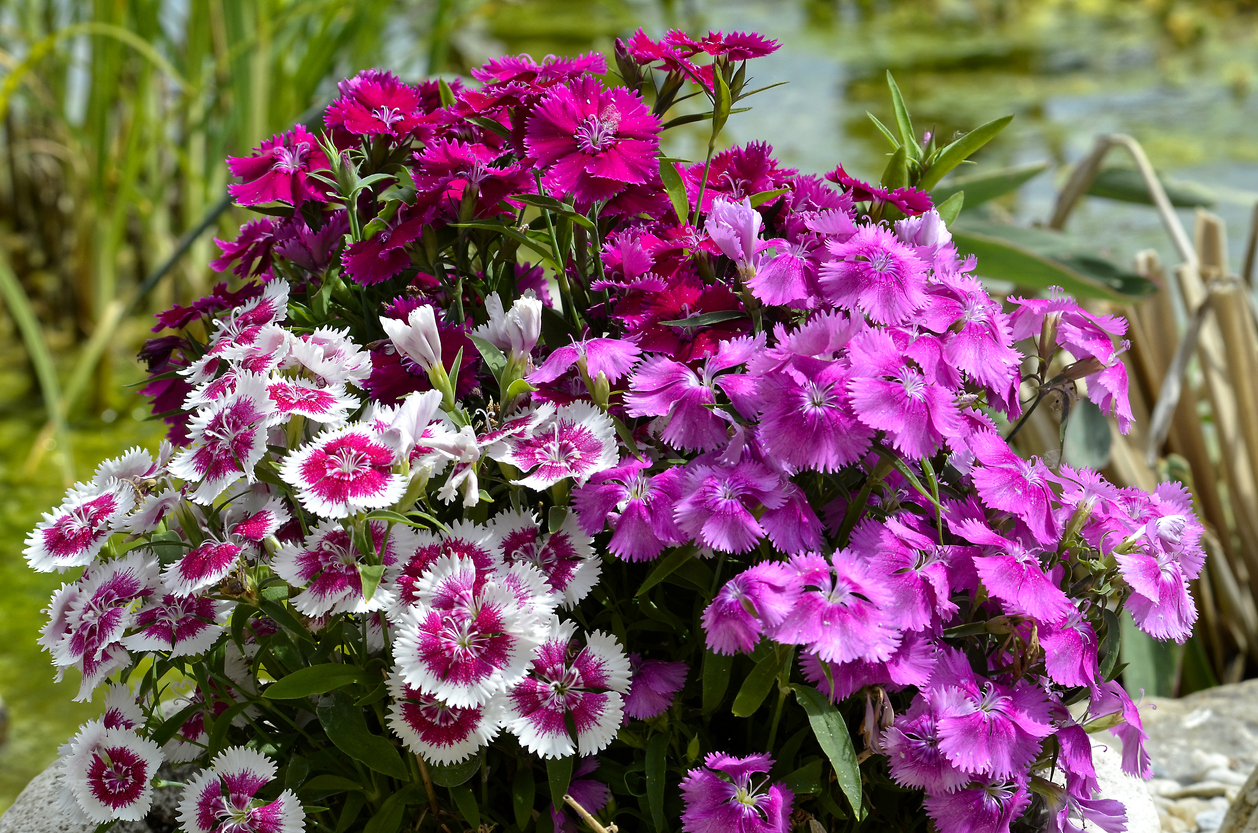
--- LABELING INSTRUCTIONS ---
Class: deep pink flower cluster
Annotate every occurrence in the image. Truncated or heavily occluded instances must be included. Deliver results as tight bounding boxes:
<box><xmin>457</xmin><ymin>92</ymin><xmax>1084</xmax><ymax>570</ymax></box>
<box><xmin>34</xmin><ymin>28</ymin><xmax>1187</xmax><ymax>833</ymax></box>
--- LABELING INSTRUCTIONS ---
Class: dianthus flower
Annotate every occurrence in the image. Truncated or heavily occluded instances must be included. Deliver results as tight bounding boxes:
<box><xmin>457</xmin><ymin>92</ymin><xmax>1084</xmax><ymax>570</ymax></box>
<box><xmin>61</xmin><ymin>722</ymin><xmax>163</xmax><ymax>823</ymax></box>
<box><xmin>394</xmin><ymin>555</ymin><xmax>554</xmax><ymax>707</ymax></box>
<box><xmin>24</xmin><ymin>480</ymin><xmax>135</xmax><ymax>572</ymax></box>
<box><xmin>490</xmin><ymin>509</ymin><xmax>599</xmax><ymax>607</ymax></box>
<box><xmin>880</xmin><ymin>697</ymin><xmax>969</xmax><ymax>794</ymax></box>
<box><xmin>755</xmin><ymin>354</ymin><xmax>872</xmax><ymax>472</ymax></box>
<box><xmin>279</xmin><ymin>423</ymin><xmax>404</xmax><ymax>519</ymax></box>
<box><xmin>506</xmin><ymin>620</ymin><xmax>631</xmax><ymax>758</ymax></box>
<box><xmin>386</xmin><ymin>673</ymin><xmax>503</xmax><ymax>765</ymax></box>
<box><xmin>571</xmin><ymin>458</ymin><xmax>687</xmax><ymax>561</ymax></box>
<box><xmin>674</xmin><ymin>459</ymin><xmax>787</xmax><ymax>554</ymax></box>
<box><xmin>123</xmin><ymin>594</ymin><xmax>227</xmax><ymax>657</ymax></box>
<box><xmin>820</xmin><ymin>224</ymin><xmax>929</xmax><ymax>325</ymax></box>
<box><xmin>169</xmin><ymin>373</ymin><xmax>275</xmax><ymax>504</ymax></box>
<box><xmin>623</xmin><ymin>655</ymin><xmax>688</xmax><ymax>720</ymax></box>
<box><xmin>967</xmin><ymin>431</ymin><xmax>1060</xmax><ymax>545</ymax></box>
<box><xmin>492</xmin><ymin>401</ymin><xmax>618</xmax><ymax>489</ymax></box>
<box><xmin>680</xmin><ymin>753</ymin><xmax>793</xmax><ymax>833</ymax></box>
<box><xmin>770</xmin><ymin>551</ymin><xmax>900</xmax><ymax>664</ymax></box>
<box><xmin>923</xmin><ymin>777</ymin><xmax>1031</xmax><ymax>833</ymax></box>
<box><xmin>226</xmin><ymin>125</ymin><xmax>330</xmax><ymax>207</ymax></box>
<box><xmin>273</xmin><ymin>520</ymin><xmax>416</xmax><ymax>616</ymax></box>
<box><xmin>178</xmin><ymin>747</ymin><xmax>304</xmax><ymax>833</ymax></box>
<box><xmin>325</xmin><ymin>69</ymin><xmax>424</xmax><ymax>137</ymax></box>
<box><xmin>702</xmin><ymin>561</ymin><xmax>801</xmax><ymax>655</ymax></box>
<box><xmin>526</xmin><ymin>76</ymin><xmax>661</xmax><ymax>207</ymax></box>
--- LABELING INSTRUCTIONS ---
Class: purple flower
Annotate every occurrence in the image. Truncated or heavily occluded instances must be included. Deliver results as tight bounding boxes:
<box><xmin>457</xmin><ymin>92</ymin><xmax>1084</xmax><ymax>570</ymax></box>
<box><xmin>673</xmin><ymin>460</ymin><xmax>787</xmax><ymax>554</ymax></box>
<box><xmin>703</xmin><ymin>561</ymin><xmax>801</xmax><ymax>655</ymax></box>
<box><xmin>623</xmin><ymin>655</ymin><xmax>688</xmax><ymax>719</ymax></box>
<box><xmin>526</xmin><ymin>76</ymin><xmax>660</xmax><ymax>207</ymax></box>
<box><xmin>847</xmin><ymin>329</ymin><xmax>964</xmax><ymax>459</ymax></box>
<box><xmin>820</xmin><ymin>224</ymin><xmax>929</xmax><ymax>324</ymax></box>
<box><xmin>755</xmin><ymin>355</ymin><xmax>872</xmax><ymax>472</ymax></box>
<box><xmin>680</xmin><ymin>753</ymin><xmax>793</xmax><ymax>833</ymax></box>
<box><xmin>1087</xmin><ymin>679</ymin><xmax>1151</xmax><ymax>778</ymax></box>
<box><xmin>528</xmin><ymin>337</ymin><xmax>642</xmax><ymax>387</ymax></box>
<box><xmin>881</xmin><ymin>697</ymin><xmax>969</xmax><ymax>794</ymax></box>
<box><xmin>571</xmin><ymin>459</ymin><xmax>687</xmax><ymax>561</ymax></box>
<box><xmin>968</xmin><ymin>431</ymin><xmax>1060</xmax><ymax>545</ymax></box>
<box><xmin>928</xmin><ymin>650</ymin><xmax>1053</xmax><ymax>779</ymax></box>
<box><xmin>922</xmin><ymin>777</ymin><xmax>1030</xmax><ymax>833</ymax></box>
<box><xmin>1040</xmin><ymin>611</ymin><xmax>1098</xmax><ymax>687</ymax></box>
<box><xmin>770</xmin><ymin>551</ymin><xmax>900</xmax><ymax>664</ymax></box>
<box><xmin>226</xmin><ymin>125</ymin><xmax>330</xmax><ymax>207</ymax></box>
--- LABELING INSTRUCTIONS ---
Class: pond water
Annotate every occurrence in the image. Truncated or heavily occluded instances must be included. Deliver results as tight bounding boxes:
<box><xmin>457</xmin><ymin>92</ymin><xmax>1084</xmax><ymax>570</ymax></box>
<box><xmin>6</xmin><ymin>0</ymin><xmax>1258</xmax><ymax>811</ymax></box>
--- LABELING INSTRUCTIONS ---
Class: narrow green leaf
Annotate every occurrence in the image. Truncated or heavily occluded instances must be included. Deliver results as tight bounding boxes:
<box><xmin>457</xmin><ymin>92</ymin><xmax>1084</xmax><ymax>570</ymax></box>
<box><xmin>451</xmin><ymin>785</ymin><xmax>481</xmax><ymax>829</ymax></box>
<box><xmin>362</xmin><ymin>786</ymin><xmax>420</xmax><ymax>833</ymax></box>
<box><xmin>702</xmin><ymin>650</ymin><xmax>735</xmax><ymax>714</ymax></box>
<box><xmin>1099</xmin><ymin>608</ymin><xmax>1122</xmax><ymax>681</ymax></box>
<box><xmin>0</xmin><ymin>253</ymin><xmax>73</xmax><ymax>483</ymax></box>
<box><xmin>548</xmin><ymin>505</ymin><xmax>568</xmax><ymax>534</ymax></box>
<box><xmin>438</xmin><ymin>78</ymin><xmax>456</xmax><ymax>108</ymax></box>
<box><xmin>885</xmin><ymin>71</ymin><xmax>919</xmax><ymax>161</ymax></box>
<box><xmin>469</xmin><ymin>333</ymin><xmax>509</xmax><ymax>382</ymax></box>
<box><xmin>504</xmin><ymin>377</ymin><xmax>537</xmax><ymax>403</ymax></box>
<box><xmin>880</xmin><ymin>145</ymin><xmax>908</xmax><ymax>191</ymax></box>
<box><xmin>646</xmin><ymin>733</ymin><xmax>669</xmax><ymax>832</ymax></box>
<box><xmin>659</xmin><ymin>158</ymin><xmax>691</xmax><ymax>225</ymax></box>
<box><xmin>468</xmin><ymin>115</ymin><xmax>510</xmax><ymax>141</ymax></box>
<box><xmin>935</xmin><ymin>191</ymin><xmax>964</xmax><ymax>226</ymax></box>
<box><xmin>336</xmin><ymin>791</ymin><xmax>366</xmax><ymax>833</ymax></box>
<box><xmin>660</xmin><ymin>310</ymin><xmax>748</xmax><ymax>329</ymax></box>
<box><xmin>781</xmin><ymin>759</ymin><xmax>824</xmax><ymax>795</ymax></box>
<box><xmin>749</xmin><ymin>187</ymin><xmax>790</xmax><ymax>207</ymax></box>
<box><xmin>731</xmin><ymin>652</ymin><xmax>781</xmax><ymax>717</ymax></box>
<box><xmin>931</xmin><ymin>161</ymin><xmax>1050</xmax><ymax>208</ymax></box>
<box><xmin>430</xmin><ymin>756</ymin><xmax>481</xmax><ymax>787</ymax></box>
<box><xmin>265</xmin><ymin>664</ymin><xmax>366</xmax><ymax>700</ymax></box>
<box><xmin>950</xmin><ymin>222</ymin><xmax>1154</xmax><ymax>301</ymax></box>
<box><xmin>636</xmin><ymin>545</ymin><xmax>697</xmax><ymax>597</ymax></box>
<box><xmin>513</xmin><ymin>762</ymin><xmax>537</xmax><ymax>829</ymax></box>
<box><xmin>151</xmin><ymin>701</ymin><xmax>205</xmax><ymax>747</ymax></box>
<box><xmin>547</xmin><ymin>756</ymin><xmax>574</xmax><ymax>807</ymax></box>
<box><xmin>791</xmin><ymin>684</ymin><xmax>864</xmax><ymax>819</ymax></box>
<box><xmin>1119</xmin><ymin>610</ymin><xmax>1181</xmax><ymax>698</ymax></box>
<box><xmin>866</xmin><ymin>112</ymin><xmax>901</xmax><ymax>150</ymax></box>
<box><xmin>712</xmin><ymin>71</ymin><xmax>732</xmax><ymax>137</ymax></box>
<box><xmin>358</xmin><ymin>564</ymin><xmax>386</xmax><ymax>603</ymax></box>
<box><xmin>316</xmin><ymin>692</ymin><xmax>409</xmax><ymax>779</ymax></box>
<box><xmin>301</xmin><ymin>774</ymin><xmax>365</xmax><ymax>794</ymax></box>
<box><xmin>919</xmin><ymin>114</ymin><xmax>1014</xmax><ymax>191</ymax></box>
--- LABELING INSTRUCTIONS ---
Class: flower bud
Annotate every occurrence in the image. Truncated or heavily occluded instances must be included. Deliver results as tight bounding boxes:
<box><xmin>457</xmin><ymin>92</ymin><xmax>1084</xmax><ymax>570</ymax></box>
<box><xmin>380</xmin><ymin>305</ymin><xmax>443</xmax><ymax>371</ymax></box>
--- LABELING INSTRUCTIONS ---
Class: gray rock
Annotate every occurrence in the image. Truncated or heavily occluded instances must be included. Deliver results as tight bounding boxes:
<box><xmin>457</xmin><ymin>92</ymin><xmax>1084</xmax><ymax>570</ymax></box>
<box><xmin>0</xmin><ymin>765</ymin><xmax>90</xmax><ymax>833</ymax></box>
<box><xmin>1222</xmin><ymin>763</ymin><xmax>1258</xmax><ymax>832</ymax></box>
<box><xmin>0</xmin><ymin>762</ymin><xmax>186</xmax><ymax>833</ymax></box>
<box><xmin>1093</xmin><ymin>735</ymin><xmax>1162</xmax><ymax>833</ymax></box>
<box><xmin>1142</xmin><ymin>681</ymin><xmax>1258</xmax><ymax>783</ymax></box>
<box><xmin>1201</xmin><ymin>807</ymin><xmax>1229</xmax><ymax>833</ymax></box>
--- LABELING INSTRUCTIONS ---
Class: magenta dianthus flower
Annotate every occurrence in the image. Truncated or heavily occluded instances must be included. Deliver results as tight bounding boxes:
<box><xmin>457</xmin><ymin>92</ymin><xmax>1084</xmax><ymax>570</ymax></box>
<box><xmin>680</xmin><ymin>753</ymin><xmax>793</xmax><ymax>833</ymax></box>
<box><xmin>702</xmin><ymin>561</ymin><xmax>801</xmax><ymax>655</ymax></box>
<box><xmin>623</xmin><ymin>655</ymin><xmax>688</xmax><ymax>720</ymax></box>
<box><xmin>226</xmin><ymin>125</ymin><xmax>330</xmax><ymax>207</ymax></box>
<box><xmin>526</xmin><ymin>76</ymin><xmax>660</xmax><ymax>207</ymax></box>
<box><xmin>325</xmin><ymin>69</ymin><xmax>424</xmax><ymax>138</ymax></box>
<box><xmin>820</xmin><ymin>224</ymin><xmax>929</xmax><ymax>325</ymax></box>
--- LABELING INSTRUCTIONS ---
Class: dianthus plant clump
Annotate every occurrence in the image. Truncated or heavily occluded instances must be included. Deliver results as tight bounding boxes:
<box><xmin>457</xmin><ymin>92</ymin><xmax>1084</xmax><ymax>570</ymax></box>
<box><xmin>28</xmin><ymin>28</ymin><xmax>1193</xmax><ymax>833</ymax></box>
